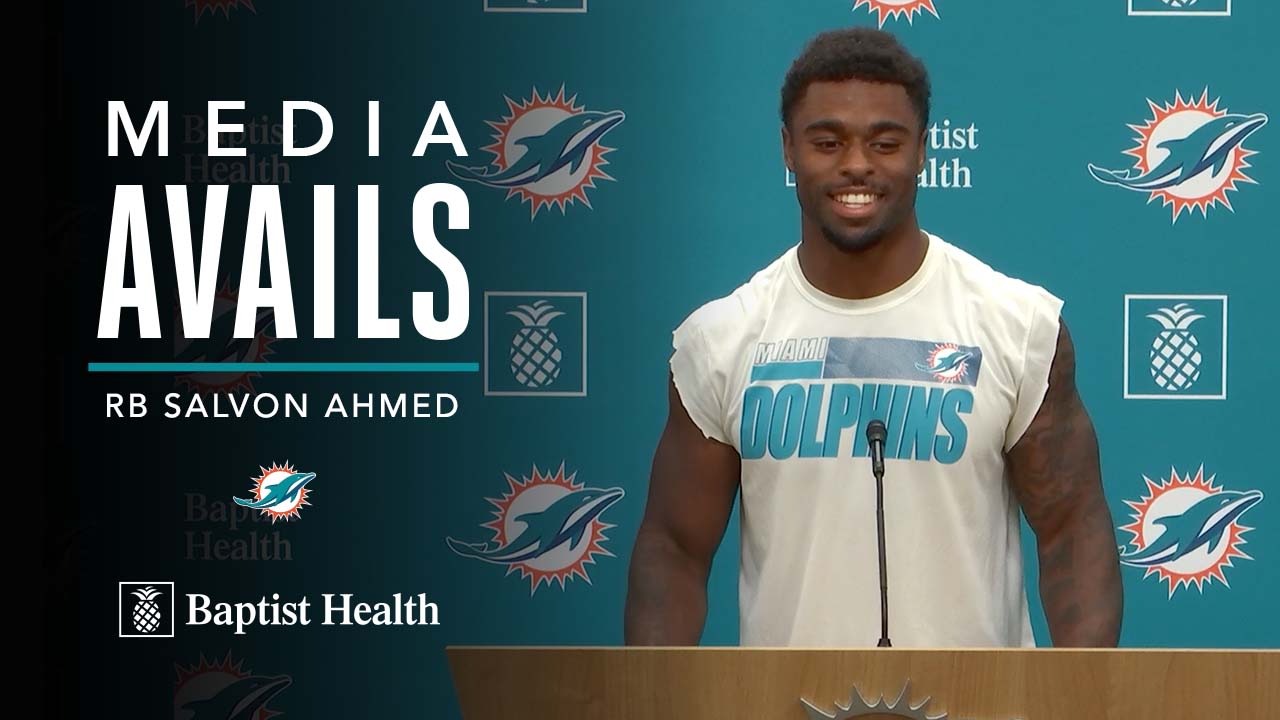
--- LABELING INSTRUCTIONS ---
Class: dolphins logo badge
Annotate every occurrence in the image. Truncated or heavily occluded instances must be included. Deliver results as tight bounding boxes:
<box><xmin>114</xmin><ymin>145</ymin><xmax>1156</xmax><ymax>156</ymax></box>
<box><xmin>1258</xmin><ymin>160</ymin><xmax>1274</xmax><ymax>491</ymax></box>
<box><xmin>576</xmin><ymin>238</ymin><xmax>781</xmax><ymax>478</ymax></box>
<box><xmin>174</xmin><ymin>653</ymin><xmax>291</xmax><ymax>720</ymax></box>
<box><xmin>447</xmin><ymin>463</ymin><xmax>625</xmax><ymax>594</ymax></box>
<box><xmin>915</xmin><ymin>343</ymin><xmax>972</xmax><ymax>383</ymax></box>
<box><xmin>187</xmin><ymin>0</ymin><xmax>257</xmax><ymax>25</ymax></box>
<box><xmin>1119</xmin><ymin>465</ymin><xmax>1262</xmax><ymax>597</ymax></box>
<box><xmin>233</xmin><ymin>462</ymin><xmax>315</xmax><ymax>523</ymax></box>
<box><xmin>853</xmin><ymin>0</ymin><xmax>941</xmax><ymax>29</ymax></box>
<box><xmin>174</xmin><ymin>281</ymin><xmax>277</xmax><ymax>394</ymax></box>
<box><xmin>1089</xmin><ymin>89</ymin><xmax>1267</xmax><ymax>222</ymax></box>
<box><xmin>446</xmin><ymin>87</ymin><xmax>624</xmax><ymax>218</ymax></box>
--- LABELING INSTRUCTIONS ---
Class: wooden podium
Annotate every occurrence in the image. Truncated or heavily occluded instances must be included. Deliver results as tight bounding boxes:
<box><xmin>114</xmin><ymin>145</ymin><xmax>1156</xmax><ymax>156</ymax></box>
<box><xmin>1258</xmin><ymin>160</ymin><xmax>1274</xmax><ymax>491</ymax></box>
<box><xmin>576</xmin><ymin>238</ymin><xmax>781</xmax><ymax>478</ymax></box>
<box><xmin>448</xmin><ymin>647</ymin><xmax>1279</xmax><ymax>719</ymax></box>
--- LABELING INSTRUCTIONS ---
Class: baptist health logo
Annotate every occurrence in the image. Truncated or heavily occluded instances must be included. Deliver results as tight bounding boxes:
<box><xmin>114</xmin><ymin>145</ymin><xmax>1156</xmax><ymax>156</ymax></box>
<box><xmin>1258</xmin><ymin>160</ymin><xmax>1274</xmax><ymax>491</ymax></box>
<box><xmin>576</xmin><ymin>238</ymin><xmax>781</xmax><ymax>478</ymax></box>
<box><xmin>786</xmin><ymin>117</ymin><xmax>977</xmax><ymax>188</ymax></box>
<box><xmin>854</xmin><ymin>1</ymin><xmax>941</xmax><ymax>27</ymax></box>
<box><xmin>1119</xmin><ymin>466</ymin><xmax>1262</xmax><ymax>598</ymax></box>
<box><xmin>485</xmin><ymin>292</ymin><xmax>587</xmax><ymax>397</ymax></box>
<box><xmin>1089</xmin><ymin>89</ymin><xmax>1266</xmax><ymax>222</ymax></box>
<box><xmin>1129</xmin><ymin>0</ymin><xmax>1231</xmax><ymax>16</ymax></box>
<box><xmin>1124</xmin><ymin>295</ymin><xmax>1226</xmax><ymax>400</ymax></box>
<box><xmin>233</xmin><ymin>463</ymin><xmax>316</xmax><ymax>522</ymax></box>
<box><xmin>447</xmin><ymin>87</ymin><xmax>623</xmax><ymax>218</ymax></box>
<box><xmin>446</xmin><ymin>463</ymin><xmax>624</xmax><ymax>594</ymax></box>
<box><xmin>119</xmin><ymin>581</ymin><xmax>175</xmax><ymax>638</ymax></box>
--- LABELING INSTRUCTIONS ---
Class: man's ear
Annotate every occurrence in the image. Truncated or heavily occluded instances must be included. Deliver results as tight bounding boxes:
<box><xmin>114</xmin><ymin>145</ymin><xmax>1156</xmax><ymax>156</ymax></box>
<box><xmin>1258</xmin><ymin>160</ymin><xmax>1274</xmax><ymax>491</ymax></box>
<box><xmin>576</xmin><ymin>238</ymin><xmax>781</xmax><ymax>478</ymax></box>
<box><xmin>917</xmin><ymin>129</ymin><xmax>927</xmax><ymax>174</ymax></box>
<box><xmin>782</xmin><ymin>125</ymin><xmax>794</xmax><ymax>172</ymax></box>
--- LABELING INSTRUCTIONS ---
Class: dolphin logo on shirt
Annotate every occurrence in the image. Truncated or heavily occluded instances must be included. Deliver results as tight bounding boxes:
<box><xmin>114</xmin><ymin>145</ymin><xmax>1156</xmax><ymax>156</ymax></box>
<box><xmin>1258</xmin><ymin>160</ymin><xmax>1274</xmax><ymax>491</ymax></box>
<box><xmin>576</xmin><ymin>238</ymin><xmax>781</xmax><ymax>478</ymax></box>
<box><xmin>915</xmin><ymin>350</ymin><xmax>973</xmax><ymax>376</ymax></box>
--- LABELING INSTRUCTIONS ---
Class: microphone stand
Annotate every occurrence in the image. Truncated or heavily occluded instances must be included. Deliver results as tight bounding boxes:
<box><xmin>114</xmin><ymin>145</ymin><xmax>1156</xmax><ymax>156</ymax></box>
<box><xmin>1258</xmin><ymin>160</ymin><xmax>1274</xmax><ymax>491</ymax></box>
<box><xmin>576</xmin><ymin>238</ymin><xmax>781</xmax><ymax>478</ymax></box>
<box><xmin>867</xmin><ymin>420</ymin><xmax>892</xmax><ymax>648</ymax></box>
<box><xmin>873</xmin><ymin>458</ymin><xmax>891</xmax><ymax>648</ymax></box>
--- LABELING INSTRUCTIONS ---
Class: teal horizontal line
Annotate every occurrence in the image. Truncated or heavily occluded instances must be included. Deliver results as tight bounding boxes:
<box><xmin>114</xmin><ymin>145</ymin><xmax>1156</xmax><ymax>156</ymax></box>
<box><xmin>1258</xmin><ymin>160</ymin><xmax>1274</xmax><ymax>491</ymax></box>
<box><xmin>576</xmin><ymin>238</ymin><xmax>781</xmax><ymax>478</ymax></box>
<box><xmin>750</xmin><ymin>361</ymin><xmax>823</xmax><ymax>382</ymax></box>
<box><xmin>88</xmin><ymin>362</ymin><xmax>479</xmax><ymax>373</ymax></box>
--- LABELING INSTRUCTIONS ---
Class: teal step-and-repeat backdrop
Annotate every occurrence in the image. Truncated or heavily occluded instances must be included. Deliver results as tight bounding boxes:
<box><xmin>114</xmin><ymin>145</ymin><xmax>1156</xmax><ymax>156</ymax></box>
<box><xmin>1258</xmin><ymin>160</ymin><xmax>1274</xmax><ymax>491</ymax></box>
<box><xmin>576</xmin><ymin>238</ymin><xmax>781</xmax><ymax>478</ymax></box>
<box><xmin>54</xmin><ymin>1</ymin><xmax>1276</xmax><ymax>717</ymax></box>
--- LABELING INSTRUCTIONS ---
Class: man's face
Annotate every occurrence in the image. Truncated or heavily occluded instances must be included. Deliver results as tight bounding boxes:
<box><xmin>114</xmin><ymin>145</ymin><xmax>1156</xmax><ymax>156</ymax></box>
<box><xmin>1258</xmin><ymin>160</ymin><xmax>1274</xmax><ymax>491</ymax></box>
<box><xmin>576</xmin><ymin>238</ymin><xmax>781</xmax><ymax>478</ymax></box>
<box><xmin>783</xmin><ymin>79</ymin><xmax>925</xmax><ymax>252</ymax></box>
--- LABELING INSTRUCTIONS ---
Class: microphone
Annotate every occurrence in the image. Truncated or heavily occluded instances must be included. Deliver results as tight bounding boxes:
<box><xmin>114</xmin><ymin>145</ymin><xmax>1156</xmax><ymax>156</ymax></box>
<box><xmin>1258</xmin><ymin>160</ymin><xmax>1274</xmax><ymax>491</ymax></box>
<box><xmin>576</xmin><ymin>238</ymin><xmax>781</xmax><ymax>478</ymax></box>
<box><xmin>865</xmin><ymin>419</ymin><xmax>891</xmax><ymax>648</ymax></box>
<box><xmin>867</xmin><ymin>419</ymin><xmax>886</xmax><ymax>479</ymax></box>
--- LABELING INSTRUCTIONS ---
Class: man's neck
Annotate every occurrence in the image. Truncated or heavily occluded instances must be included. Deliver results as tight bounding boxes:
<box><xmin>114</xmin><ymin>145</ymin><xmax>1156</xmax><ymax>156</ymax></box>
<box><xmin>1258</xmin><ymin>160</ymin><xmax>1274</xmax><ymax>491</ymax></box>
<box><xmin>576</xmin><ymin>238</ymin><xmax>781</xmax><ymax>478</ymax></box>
<box><xmin>796</xmin><ymin>220</ymin><xmax>928</xmax><ymax>300</ymax></box>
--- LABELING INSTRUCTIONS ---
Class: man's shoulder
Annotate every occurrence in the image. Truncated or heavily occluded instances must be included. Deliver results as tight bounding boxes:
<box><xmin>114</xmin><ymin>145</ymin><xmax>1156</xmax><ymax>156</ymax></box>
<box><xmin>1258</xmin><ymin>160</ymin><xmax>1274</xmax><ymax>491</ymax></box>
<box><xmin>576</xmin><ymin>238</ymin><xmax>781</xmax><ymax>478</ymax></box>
<box><xmin>934</xmin><ymin>235</ymin><xmax>1063</xmax><ymax>312</ymax></box>
<box><xmin>677</xmin><ymin>247</ymin><xmax>792</xmax><ymax>339</ymax></box>
<box><xmin>932</xmin><ymin>235</ymin><xmax>1065</xmax><ymax>385</ymax></box>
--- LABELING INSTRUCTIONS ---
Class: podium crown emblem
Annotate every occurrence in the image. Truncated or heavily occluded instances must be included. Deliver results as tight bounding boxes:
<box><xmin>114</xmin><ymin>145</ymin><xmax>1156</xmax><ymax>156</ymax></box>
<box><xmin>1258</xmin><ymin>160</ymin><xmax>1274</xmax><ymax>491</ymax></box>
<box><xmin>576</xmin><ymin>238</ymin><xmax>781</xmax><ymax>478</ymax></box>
<box><xmin>802</xmin><ymin>682</ymin><xmax>950</xmax><ymax>719</ymax></box>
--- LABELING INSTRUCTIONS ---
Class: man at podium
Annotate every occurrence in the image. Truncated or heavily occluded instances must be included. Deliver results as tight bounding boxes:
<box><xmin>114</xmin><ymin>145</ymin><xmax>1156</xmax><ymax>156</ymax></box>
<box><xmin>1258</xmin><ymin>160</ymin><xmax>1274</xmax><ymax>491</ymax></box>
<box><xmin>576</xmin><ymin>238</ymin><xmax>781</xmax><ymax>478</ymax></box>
<box><xmin>624</xmin><ymin>28</ymin><xmax>1122</xmax><ymax>649</ymax></box>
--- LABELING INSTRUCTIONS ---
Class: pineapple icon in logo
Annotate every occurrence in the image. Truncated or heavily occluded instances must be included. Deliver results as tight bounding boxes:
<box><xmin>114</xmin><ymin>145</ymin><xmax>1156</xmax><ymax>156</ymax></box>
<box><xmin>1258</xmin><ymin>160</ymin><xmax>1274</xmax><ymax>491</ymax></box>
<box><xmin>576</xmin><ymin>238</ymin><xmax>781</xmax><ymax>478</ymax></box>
<box><xmin>119</xmin><ymin>581</ymin><xmax>175</xmax><ymax>638</ymax></box>
<box><xmin>131</xmin><ymin>586</ymin><xmax>163</xmax><ymax>633</ymax></box>
<box><xmin>508</xmin><ymin>300</ymin><xmax>565</xmax><ymax>389</ymax></box>
<box><xmin>1124</xmin><ymin>295</ymin><xmax>1227</xmax><ymax>400</ymax></box>
<box><xmin>1147</xmin><ymin>303</ymin><xmax>1204</xmax><ymax>391</ymax></box>
<box><xmin>486</xmin><ymin>292</ymin><xmax>587</xmax><ymax>397</ymax></box>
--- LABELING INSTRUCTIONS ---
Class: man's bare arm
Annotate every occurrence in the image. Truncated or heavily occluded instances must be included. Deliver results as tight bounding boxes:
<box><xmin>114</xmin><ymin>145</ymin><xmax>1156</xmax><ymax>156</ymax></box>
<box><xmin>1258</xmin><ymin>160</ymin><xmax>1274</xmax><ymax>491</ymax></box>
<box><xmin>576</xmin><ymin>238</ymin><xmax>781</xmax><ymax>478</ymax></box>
<box><xmin>1006</xmin><ymin>320</ymin><xmax>1123</xmax><ymax>646</ymax></box>
<box><xmin>624</xmin><ymin>374</ymin><xmax>740</xmax><ymax>645</ymax></box>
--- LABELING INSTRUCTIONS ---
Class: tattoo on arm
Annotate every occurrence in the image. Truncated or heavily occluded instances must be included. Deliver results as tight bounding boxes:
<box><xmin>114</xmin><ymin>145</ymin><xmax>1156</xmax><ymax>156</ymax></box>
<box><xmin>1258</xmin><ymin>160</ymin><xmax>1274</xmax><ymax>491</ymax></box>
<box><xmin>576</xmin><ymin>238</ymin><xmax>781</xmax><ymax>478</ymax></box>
<box><xmin>1007</xmin><ymin>321</ymin><xmax>1123</xmax><ymax>647</ymax></box>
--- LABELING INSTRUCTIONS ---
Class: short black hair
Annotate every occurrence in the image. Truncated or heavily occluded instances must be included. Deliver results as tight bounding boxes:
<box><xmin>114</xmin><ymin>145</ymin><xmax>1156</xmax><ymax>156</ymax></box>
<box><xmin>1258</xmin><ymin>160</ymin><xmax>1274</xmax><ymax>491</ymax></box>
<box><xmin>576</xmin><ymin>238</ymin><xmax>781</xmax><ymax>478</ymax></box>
<box><xmin>780</xmin><ymin>28</ymin><xmax>931</xmax><ymax>132</ymax></box>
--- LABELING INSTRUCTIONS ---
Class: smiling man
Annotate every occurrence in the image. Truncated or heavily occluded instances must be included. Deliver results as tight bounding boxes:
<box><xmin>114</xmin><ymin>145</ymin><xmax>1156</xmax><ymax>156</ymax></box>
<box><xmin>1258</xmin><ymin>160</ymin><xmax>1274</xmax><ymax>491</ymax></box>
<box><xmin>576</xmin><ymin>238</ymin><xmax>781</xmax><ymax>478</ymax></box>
<box><xmin>624</xmin><ymin>28</ymin><xmax>1123</xmax><ymax>648</ymax></box>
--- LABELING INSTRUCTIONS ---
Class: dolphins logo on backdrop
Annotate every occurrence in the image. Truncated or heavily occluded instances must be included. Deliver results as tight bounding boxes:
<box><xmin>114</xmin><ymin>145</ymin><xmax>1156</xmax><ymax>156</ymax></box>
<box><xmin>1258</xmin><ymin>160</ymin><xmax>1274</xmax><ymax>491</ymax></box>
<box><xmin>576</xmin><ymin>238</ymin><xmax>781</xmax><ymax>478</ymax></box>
<box><xmin>233</xmin><ymin>463</ymin><xmax>315</xmax><ymax>523</ymax></box>
<box><xmin>446</xmin><ymin>87</ymin><xmax>624</xmax><ymax>218</ymax></box>
<box><xmin>447</xmin><ymin>463</ymin><xmax>624</xmax><ymax>594</ymax></box>
<box><xmin>853</xmin><ymin>0</ymin><xmax>941</xmax><ymax>27</ymax></box>
<box><xmin>1118</xmin><ymin>465</ymin><xmax>1262</xmax><ymax>598</ymax></box>
<box><xmin>174</xmin><ymin>282</ymin><xmax>277</xmax><ymax>394</ymax></box>
<box><xmin>1089</xmin><ymin>89</ymin><xmax>1267</xmax><ymax>222</ymax></box>
<box><xmin>914</xmin><ymin>343</ymin><xmax>971</xmax><ymax>384</ymax></box>
<box><xmin>186</xmin><ymin>0</ymin><xmax>258</xmax><ymax>23</ymax></box>
<box><xmin>174</xmin><ymin>653</ymin><xmax>291</xmax><ymax>720</ymax></box>
<box><xmin>484</xmin><ymin>0</ymin><xmax>588</xmax><ymax>11</ymax></box>
<box><xmin>1128</xmin><ymin>0</ymin><xmax>1232</xmax><ymax>16</ymax></box>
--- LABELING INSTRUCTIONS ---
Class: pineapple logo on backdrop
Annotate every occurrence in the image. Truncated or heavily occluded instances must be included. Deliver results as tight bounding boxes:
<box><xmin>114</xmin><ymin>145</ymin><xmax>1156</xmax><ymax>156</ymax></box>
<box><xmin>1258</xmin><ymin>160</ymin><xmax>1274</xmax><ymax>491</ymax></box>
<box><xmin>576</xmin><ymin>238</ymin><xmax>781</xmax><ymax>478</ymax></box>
<box><xmin>446</xmin><ymin>463</ymin><xmax>625</xmax><ymax>594</ymax></box>
<box><xmin>175</xmin><ymin>653</ymin><xmax>291</xmax><ymax>720</ymax></box>
<box><xmin>446</xmin><ymin>87</ymin><xmax>624</xmax><ymax>218</ymax></box>
<box><xmin>508</xmin><ymin>301</ymin><xmax>565</xmax><ymax>388</ymax></box>
<box><xmin>1124</xmin><ymin>295</ymin><xmax>1227</xmax><ymax>400</ymax></box>
<box><xmin>1119</xmin><ymin>466</ymin><xmax>1262</xmax><ymax>598</ymax></box>
<box><xmin>484</xmin><ymin>292</ymin><xmax>587</xmax><ymax>397</ymax></box>
<box><xmin>118</xmin><ymin>581</ymin><xmax>175</xmax><ymax>638</ymax></box>
<box><xmin>1089</xmin><ymin>89</ymin><xmax>1266</xmax><ymax>222</ymax></box>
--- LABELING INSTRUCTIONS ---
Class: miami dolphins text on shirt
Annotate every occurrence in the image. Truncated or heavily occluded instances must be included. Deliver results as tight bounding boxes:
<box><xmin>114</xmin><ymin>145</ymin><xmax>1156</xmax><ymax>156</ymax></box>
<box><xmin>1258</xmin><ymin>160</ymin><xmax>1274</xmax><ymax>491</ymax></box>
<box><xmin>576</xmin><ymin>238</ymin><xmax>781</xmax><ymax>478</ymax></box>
<box><xmin>741</xmin><ymin>336</ymin><xmax>981</xmax><ymax>464</ymax></box>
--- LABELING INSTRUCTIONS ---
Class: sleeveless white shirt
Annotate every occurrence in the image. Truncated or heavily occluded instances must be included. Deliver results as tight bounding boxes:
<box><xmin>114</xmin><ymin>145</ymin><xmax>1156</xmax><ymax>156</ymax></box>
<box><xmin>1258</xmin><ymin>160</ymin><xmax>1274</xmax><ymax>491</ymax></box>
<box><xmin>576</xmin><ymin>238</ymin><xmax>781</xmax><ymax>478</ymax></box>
<box><xmin>669</xmin><ymin>233</ymin><xmax>1062</xmax><ymax>647</ymax></box>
